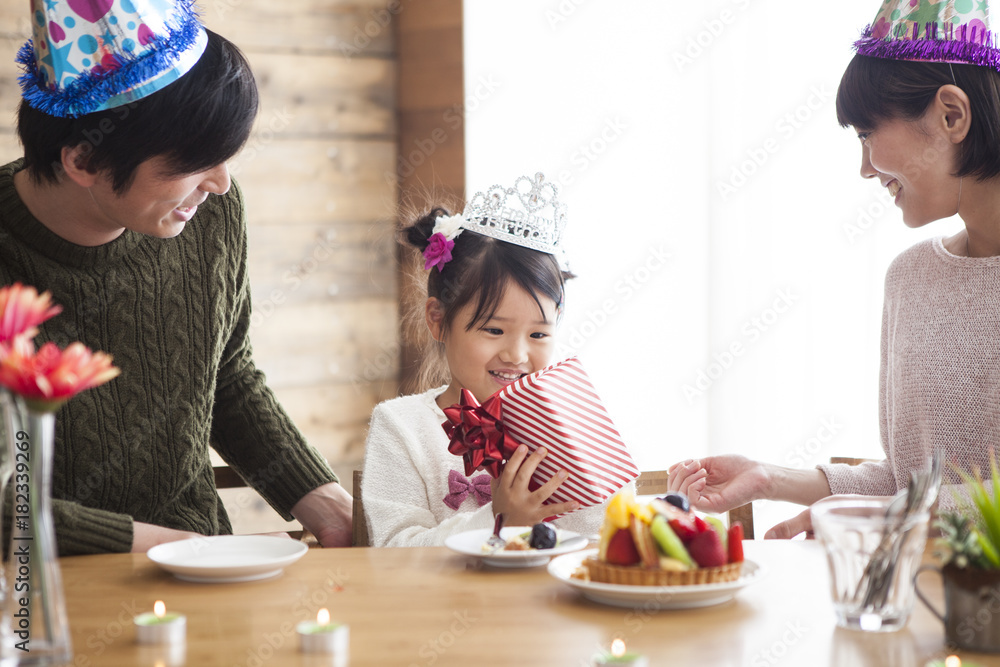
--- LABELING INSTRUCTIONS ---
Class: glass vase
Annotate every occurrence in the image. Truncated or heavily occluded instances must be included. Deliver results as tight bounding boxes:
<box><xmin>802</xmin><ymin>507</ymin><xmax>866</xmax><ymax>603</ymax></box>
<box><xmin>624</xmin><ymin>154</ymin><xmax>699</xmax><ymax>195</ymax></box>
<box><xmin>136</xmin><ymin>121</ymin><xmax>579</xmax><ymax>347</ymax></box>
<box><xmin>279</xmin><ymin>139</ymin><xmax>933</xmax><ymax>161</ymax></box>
<box><xmin>0</xmin><ymin>390</ymin><xmax>16</xmax><ymax>604</ymax></box>
<box><xmin>0</xmin><ymin>401</ymin><xmax>72</xmax><ymax>666</ymax></box>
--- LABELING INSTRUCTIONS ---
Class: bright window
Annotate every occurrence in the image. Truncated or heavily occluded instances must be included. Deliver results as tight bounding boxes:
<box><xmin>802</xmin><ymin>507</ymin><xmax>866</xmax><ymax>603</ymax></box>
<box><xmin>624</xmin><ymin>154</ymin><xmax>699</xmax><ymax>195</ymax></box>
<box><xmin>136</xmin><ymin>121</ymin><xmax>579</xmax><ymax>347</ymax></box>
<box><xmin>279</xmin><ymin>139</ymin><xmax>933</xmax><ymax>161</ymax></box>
<box><xmin>463</xmin><ymin>0</ymin><xmax>963</xmax><ymax>533</ymax></box>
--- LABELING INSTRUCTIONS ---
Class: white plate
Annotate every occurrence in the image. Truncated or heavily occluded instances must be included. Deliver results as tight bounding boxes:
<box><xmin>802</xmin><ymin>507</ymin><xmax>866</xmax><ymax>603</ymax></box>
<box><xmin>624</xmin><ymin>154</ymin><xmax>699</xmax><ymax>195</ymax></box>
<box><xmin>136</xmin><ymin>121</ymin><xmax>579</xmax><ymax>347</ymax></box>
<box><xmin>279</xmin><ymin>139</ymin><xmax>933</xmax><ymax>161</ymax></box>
<box><xmin>548</xmin><ymin>549</ymin><xmax>766</xmax><ymax>609</ymax></box>
<box><xmin>147</xmin><ymin>535</ymin><xmax>309</xmax><ymax>583</ymax></box>
<box><xmin>445</xmin><ymin>527</ymin><xmax>589</xmax><ymax>568</ymax></box>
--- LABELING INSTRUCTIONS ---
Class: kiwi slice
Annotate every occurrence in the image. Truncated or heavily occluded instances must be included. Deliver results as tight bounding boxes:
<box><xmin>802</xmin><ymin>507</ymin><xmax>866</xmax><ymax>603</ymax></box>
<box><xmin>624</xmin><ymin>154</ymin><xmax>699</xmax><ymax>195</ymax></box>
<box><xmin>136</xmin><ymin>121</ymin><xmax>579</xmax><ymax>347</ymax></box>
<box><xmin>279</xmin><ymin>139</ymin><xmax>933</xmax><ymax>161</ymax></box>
<box><xmin>650</xmin><ymin>514</ymin><xmax>695</xmax><ymax>568</ymax></box>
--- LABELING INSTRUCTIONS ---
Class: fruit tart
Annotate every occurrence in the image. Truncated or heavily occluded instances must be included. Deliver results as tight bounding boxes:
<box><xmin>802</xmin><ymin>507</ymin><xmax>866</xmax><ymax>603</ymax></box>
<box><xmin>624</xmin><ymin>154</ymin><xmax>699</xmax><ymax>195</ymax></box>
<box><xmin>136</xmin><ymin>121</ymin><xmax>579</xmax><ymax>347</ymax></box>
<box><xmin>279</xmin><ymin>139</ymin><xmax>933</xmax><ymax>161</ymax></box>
<box><xmin>581</xmin><ymin>490</ymin><xmax>745</xmax><ymax>586</ymax></box>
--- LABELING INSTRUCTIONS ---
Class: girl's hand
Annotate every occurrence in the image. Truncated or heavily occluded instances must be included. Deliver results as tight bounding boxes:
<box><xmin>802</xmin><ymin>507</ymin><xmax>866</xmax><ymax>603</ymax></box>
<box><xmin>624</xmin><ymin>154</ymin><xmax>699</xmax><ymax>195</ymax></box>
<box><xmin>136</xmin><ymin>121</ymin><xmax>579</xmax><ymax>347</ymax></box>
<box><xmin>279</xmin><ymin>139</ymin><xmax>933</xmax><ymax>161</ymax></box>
<box><xmin>666</xmin><ymin>454</ymin><xmax>770</xmax><ymax>513</ymax></box>
<box><xmin>491</xmin><ymin>445</ymin><xmax>580</xmax><ymax>525</ymax></box>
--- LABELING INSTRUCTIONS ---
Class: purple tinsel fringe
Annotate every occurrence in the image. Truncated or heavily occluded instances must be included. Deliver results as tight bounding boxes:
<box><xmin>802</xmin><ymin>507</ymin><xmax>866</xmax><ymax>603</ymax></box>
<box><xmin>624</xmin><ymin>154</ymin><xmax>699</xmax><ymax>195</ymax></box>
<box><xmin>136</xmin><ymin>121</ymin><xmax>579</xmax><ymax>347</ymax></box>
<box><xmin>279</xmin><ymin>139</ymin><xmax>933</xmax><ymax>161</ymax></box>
<box><xmin>855</xmin><ymin>24</ymin><xmax>1000</xmax><ymax>73</ymax></box>
<box><xmin>16</xmin><ymin>0</ymin><xmax>204</xmax><ymax>118</ymax></box>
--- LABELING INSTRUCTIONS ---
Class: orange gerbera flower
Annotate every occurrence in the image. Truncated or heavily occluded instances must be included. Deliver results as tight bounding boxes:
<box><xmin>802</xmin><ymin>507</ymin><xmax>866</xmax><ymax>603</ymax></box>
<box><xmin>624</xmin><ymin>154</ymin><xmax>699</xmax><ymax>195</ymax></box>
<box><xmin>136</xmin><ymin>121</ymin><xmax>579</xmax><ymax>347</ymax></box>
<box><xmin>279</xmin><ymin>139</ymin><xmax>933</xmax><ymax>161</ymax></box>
<box><xmin>0</xmin><ymin>340</ymin><xmax>120</xmax><ymax>411</ymax></box>
<box><xmin>0</xmin><ymin>283</ymin><xmax>61</xmax><ymax>344</ymax></box>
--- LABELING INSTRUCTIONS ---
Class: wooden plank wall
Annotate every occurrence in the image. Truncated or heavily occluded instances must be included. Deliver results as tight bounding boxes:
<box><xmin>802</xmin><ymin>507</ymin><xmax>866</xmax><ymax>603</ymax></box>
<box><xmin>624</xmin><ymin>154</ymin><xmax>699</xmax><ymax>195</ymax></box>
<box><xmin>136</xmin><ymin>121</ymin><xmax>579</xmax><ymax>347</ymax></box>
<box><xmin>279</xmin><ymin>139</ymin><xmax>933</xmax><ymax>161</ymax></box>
<box><xmin>395</xmin><ymin>0</ymin><xmax>465</xmax><ymax>393</ymax></box>
<box><xmin>0</xmin><ymin>1</ymin><xmax>401</xmax><ymax>533</ymax></box>
<box><xmin>0</xmin><ymin>7</ymin><xmax>28</xmax><ymax>157</ymax></box>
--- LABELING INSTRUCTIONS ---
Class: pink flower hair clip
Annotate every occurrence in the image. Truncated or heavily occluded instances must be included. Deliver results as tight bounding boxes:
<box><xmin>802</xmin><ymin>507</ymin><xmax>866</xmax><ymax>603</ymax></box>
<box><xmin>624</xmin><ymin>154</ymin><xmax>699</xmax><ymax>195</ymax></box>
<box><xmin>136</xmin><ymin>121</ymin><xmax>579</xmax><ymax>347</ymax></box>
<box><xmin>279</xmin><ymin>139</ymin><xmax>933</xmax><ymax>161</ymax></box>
<box><xmin>423</xmin><ymin>214</ymin><xmax>465</xmax><ymax>272</ymax></box>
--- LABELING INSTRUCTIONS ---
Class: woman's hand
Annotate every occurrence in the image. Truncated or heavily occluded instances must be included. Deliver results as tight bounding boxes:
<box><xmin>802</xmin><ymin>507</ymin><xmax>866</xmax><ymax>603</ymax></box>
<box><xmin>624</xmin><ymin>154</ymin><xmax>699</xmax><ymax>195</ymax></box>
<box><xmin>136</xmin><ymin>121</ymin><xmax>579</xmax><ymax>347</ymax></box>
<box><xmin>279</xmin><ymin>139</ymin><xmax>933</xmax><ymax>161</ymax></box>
<box><xmin>491</xmin><ymin>445</ymin><xmax>579</xmax><ymax>525</ymax></box>
<box><xmin>764</xmin><ymin>507</ymin><xmax>813</xmax><ymax>539</ymax></box>
<box><xmin>666</xmin><ymin>455</ymin><xmax>770</xmax><ymax>513</ymax></box>
<box><xmin>765</xmin><ymin>494</ymin><xmax>894</xmax><ymax>540</ymax></box>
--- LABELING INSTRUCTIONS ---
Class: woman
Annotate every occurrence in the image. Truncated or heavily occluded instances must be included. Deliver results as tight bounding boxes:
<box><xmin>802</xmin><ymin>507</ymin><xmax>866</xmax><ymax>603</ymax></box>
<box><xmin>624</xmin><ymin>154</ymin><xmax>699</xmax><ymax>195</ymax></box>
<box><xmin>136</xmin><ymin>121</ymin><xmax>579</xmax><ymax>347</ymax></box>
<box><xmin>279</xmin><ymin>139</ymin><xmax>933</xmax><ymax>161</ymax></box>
<box><xmin>668</xmin><ymin>0</ymin><xmax>1000</xmax><ymax>538</ymax></box>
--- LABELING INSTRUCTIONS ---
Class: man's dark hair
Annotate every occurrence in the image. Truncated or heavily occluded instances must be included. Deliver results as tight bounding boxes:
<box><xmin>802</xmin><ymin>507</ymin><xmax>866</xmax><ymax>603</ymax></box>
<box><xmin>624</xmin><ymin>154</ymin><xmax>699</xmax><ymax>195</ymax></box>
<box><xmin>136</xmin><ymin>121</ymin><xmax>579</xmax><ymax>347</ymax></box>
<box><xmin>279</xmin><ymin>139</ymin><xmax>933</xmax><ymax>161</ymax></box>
<box><xmin>837</xmin><ymin>54</ymin><xmax>1000</xmax><ymax>181</ymax></box>
<box><xmin>17</xmin><ymin>29</ymin><xmax>259</xmax><ymax>194</ymax></box>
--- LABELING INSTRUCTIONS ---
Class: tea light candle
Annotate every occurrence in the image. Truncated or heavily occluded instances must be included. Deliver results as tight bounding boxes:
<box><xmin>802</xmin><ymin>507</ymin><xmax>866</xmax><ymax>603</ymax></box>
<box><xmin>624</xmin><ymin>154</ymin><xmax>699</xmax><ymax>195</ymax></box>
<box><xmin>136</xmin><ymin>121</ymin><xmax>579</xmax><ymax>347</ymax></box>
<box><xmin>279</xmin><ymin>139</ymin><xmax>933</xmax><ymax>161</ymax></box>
<box><xmin>134</xmin><ymin>601</ymin><xmax>186</xmax><ymax>645</ymax></box>
<box><xmin>297</xmin><ymin>608</ymin><xmax>349</xmax><ymax>662</ymax></box>
<box><xmin>592</xmin><ymin>639</ymin><xmax>649</xmax><ymax>667</ymax></box>
<box><xmin>925</xmin><ymin>657</ymin><xmax>984</xmax><ymax>667</ymax></box>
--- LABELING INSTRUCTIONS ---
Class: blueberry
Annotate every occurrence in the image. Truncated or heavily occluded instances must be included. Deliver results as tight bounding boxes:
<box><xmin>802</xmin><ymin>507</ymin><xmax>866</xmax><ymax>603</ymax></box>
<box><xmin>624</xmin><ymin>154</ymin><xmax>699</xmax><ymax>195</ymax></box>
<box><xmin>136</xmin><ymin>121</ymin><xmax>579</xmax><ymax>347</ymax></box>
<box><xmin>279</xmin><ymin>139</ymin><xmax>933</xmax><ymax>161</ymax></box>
<box><xmin>660</xmin><ymin>492</ymin><xmax>690</xmax><ymax>513</ymax></box>
<box><xmin>529</xmin><ymin>523</ymin><xmax>557</xmax><ymax>549</ymax></box>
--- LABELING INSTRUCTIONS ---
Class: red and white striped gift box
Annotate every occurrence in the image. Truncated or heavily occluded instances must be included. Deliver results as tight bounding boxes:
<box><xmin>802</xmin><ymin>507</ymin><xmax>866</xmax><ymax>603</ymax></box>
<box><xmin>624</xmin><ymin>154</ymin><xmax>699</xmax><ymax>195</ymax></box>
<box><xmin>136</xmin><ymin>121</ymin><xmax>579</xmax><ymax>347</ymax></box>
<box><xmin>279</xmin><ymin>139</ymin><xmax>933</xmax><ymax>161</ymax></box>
<box><xmin>497</xmin><ymin>357</ymin><xmax>638</xmax><ymax>507</ymax></box>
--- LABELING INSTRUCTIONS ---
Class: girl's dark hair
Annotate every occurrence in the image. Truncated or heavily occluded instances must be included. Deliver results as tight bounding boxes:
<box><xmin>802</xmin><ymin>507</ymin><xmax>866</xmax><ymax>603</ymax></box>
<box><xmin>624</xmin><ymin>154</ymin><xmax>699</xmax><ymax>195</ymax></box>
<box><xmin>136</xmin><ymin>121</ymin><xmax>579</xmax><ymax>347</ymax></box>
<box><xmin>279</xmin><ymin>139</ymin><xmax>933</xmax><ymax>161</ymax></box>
<box><xmin>836</xmin><ymin>54</ymin><xmax>1000</xmax><ymax>180</ymax></box>
<box><xmin>17</xmin><ymin>29</ymin><xmax>259</xmax><ymax>194</ymax></box>
<box><xmin>404</xmin><ymin>207</ymin><xmax>573</xmax><ymax>388</ymax></box>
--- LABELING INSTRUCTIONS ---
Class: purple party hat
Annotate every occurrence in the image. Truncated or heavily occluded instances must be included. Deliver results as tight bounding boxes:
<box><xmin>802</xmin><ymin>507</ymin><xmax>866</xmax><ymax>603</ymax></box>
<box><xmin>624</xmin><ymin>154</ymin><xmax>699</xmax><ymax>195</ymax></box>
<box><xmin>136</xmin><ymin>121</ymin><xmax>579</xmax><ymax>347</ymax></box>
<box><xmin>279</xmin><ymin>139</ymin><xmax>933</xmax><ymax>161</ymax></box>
<box><xmin>17</xmin><ymin>0</ymin><xmax>208</xmax><ymax>118</ymax></box>
<box><xmin>855</xmin><ymin>0</ymin><xmax>1000</xmax><ymax>72</ymax></box>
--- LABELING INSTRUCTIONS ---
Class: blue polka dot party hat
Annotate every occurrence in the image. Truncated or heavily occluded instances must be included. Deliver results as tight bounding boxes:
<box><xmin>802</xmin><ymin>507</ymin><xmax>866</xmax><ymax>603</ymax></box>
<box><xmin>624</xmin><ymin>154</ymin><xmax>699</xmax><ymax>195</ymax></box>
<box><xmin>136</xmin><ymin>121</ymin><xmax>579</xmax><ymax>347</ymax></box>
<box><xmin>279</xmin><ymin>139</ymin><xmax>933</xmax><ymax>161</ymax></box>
<box><xmin>855</xmin><ymin>0</ymin><xmax>1000</xmax><ymax>72</ymax></box>
<box><xmin>17</xmin><ymin>0</ymin><xmax>208</xmax><ymax>118</ymax></box>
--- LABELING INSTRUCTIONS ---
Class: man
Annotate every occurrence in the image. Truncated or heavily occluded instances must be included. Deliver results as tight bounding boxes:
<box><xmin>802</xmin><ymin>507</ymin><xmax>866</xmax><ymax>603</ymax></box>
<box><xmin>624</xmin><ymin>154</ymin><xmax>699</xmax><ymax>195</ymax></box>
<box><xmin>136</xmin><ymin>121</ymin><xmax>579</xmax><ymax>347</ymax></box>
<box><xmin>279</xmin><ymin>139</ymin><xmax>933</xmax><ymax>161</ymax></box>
<box><xmin>0</xmin><ymin>0</ymin><xmax>352</xmax><ymax>554</ymax></box>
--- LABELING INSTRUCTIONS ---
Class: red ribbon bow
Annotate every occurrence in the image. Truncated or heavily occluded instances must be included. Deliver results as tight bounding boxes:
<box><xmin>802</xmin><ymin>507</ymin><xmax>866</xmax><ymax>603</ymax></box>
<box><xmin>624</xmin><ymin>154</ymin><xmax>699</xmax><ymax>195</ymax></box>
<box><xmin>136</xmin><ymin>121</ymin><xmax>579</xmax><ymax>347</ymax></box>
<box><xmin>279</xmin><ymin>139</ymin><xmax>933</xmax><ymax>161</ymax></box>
<box><xmin>442</xmin><ymin>388</ymin><xmax>520</xmax><ymax>478</ymax></box>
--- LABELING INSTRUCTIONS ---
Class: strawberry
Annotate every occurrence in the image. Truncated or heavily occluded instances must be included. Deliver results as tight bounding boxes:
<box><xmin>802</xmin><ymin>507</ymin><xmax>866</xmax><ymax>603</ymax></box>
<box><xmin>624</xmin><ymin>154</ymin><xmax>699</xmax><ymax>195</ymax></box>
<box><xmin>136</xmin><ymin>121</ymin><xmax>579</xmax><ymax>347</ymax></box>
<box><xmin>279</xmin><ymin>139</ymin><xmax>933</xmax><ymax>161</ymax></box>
<box><xmin>605</xmin><ymin>528</ymin><xmax>641</xmax><ymax>566</ymax></box>
<box><xmin>727</xmin><ymin>522</ymin><xmax>744</xmax><ymax>563</ymax></box>
<box><xmin>693</xmin><ymin>515</ymin><xmax>712</xmax><ymax>534</ymax></box>
<box><xmin>686</xmin><ymin>528</ymin><xmax>727</xmax><ymax>568</ymax></box>
<box><xmin>667</xmin><ymin>517</ymin><xmax>698</xmax><ymax>543</ymax></box>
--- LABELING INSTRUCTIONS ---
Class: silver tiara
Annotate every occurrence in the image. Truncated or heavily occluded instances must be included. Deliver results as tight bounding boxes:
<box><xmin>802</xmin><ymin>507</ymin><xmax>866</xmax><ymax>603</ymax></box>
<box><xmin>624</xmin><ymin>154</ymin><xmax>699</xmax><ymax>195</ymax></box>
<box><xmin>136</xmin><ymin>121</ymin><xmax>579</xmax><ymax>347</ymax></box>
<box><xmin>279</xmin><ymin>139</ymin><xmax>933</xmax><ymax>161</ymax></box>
<box><xmin>460</xmin><ymin>172</ymin><xmax>567</xmax><ymax>255</ymax></box>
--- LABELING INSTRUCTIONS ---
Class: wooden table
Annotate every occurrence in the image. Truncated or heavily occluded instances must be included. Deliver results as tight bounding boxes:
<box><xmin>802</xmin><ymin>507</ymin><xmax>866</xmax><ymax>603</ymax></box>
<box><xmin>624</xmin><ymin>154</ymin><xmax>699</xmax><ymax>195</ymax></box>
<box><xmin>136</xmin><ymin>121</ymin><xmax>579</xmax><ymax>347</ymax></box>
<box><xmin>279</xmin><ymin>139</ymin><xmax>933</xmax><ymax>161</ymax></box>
<box><xmin>56</xmin><ymin>541</ymin><xmax>1000</xmax><ymax>666</ymax></box>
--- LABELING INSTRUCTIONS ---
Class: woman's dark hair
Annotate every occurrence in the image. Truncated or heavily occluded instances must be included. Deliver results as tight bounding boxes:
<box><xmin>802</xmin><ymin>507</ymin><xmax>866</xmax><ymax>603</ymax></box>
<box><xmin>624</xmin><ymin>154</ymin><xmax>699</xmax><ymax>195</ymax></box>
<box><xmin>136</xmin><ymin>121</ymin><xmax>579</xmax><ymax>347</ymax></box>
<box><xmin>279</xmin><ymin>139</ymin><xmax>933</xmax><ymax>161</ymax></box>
<box><xmin>17</xmin><ymin>29</ymin><xmax>259</xmax><ymax>193</ymax></box>
<box><xmin>404</xmin><ymin>207</ymin><xmax>572</xmax><ymax>388</ymax></box>
<box><xmin>836</xmin><ymin>54</ymin><xmax>1000</xmax><ymax>180</ymax></box>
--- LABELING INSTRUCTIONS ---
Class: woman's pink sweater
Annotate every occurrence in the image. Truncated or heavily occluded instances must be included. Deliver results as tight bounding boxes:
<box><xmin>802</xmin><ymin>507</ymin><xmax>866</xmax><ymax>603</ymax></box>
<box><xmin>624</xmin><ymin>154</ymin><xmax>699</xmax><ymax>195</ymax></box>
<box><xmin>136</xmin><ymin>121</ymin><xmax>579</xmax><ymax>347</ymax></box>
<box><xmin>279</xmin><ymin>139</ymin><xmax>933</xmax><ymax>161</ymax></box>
<box><xmin>817</xmin><ymin>238</ymin><xmax>1000</xmax><ymax>508</ymax></box>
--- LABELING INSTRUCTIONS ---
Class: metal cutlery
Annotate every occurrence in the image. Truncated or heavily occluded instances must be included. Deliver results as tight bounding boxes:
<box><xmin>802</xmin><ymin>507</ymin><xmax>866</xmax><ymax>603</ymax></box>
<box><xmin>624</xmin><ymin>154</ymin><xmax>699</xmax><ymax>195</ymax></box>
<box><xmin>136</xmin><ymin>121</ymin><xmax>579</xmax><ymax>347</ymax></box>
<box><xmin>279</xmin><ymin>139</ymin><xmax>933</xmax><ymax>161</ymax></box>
<box><xmin>485</xmin><ymin>513</ymin><xmax>506</xmax><ymax>553</ymax></box>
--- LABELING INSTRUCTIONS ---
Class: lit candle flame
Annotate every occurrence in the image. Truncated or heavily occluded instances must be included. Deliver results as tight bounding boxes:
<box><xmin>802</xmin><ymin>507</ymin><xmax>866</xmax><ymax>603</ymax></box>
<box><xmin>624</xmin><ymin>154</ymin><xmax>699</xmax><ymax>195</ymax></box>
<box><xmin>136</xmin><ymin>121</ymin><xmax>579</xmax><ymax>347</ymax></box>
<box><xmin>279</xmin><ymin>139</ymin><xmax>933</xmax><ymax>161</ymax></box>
<box><xmin>317</xmin><ymin>608</ymin><xmax>330</xmax><ymax>626</ymax></box>
<box><xmin>153</xmin><ymin>601</ymin><xmax>165</xmax><ymax>619</ymax></box>
<box><xmin>946</xmin><ymin>656</ymin><xmax>961</xmax><ymax>667</ymax></box>
<box><xmin>611</xmin><ymin>638</ymin><xmax>626</xmax><ymax>657</ymax></box>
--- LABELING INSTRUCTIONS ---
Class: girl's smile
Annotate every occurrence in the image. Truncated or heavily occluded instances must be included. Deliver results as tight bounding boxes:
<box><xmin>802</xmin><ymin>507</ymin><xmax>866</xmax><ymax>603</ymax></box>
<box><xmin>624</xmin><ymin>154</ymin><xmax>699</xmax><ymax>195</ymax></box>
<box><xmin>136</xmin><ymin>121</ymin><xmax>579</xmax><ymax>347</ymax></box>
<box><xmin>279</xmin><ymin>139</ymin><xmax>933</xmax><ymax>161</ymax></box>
<box><xmin>489</xmin><ymin>369</ymin><xmax>528</xmax><ymax>384</ymax></box>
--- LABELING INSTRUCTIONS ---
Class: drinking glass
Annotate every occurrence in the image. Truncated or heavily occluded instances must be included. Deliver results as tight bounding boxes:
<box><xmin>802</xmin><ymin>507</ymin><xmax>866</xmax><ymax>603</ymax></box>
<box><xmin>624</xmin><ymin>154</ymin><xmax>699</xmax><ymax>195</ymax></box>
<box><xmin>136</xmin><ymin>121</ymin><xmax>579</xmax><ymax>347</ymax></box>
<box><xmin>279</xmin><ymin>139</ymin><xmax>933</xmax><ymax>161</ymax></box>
<box><xmin>811</xmin><ymin>496</ymin><xmax>929</xmax><ymax>632</ymax></box>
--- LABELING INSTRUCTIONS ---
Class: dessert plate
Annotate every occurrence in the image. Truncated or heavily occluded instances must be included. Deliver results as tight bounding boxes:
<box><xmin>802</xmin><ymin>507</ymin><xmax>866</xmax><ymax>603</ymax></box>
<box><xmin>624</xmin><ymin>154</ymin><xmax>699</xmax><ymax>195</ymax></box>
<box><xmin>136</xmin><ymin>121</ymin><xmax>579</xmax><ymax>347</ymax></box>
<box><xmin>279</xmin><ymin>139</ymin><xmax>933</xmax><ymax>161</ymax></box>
<box><xmin>547</xmin><ymin>549</ymin><xmax>766</xmax><ymax>609</ymax></box>
<box><xmin>147</xmin><ymin>535</ymin><xmax>308</xmax><ymax>583</ymax></box>
<box><xmin>445</xmin><ymin>527</ymin><xmax>589</xmax><ymax>568</ymax></box>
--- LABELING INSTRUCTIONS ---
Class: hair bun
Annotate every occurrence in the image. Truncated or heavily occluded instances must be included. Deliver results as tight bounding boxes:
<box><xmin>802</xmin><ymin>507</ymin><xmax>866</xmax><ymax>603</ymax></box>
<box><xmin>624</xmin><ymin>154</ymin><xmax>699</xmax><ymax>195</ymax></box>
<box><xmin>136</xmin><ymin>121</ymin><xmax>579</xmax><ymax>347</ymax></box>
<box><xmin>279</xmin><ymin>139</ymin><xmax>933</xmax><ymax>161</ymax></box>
<box><xmin>404</xmin><ymin>207</ymin><xmax>451</xmax><ymax>251</ymax></box>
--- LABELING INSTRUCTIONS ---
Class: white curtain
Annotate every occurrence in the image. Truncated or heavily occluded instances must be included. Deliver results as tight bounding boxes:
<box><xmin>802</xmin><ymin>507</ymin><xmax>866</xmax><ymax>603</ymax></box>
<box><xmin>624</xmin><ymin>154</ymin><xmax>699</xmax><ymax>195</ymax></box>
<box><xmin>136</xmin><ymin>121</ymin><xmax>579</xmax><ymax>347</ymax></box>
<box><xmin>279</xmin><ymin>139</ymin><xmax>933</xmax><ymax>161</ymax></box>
<box><xmin>463</xmin><ymin>0</ymin><xmax>963</xmax><ymax>533</ymax></box>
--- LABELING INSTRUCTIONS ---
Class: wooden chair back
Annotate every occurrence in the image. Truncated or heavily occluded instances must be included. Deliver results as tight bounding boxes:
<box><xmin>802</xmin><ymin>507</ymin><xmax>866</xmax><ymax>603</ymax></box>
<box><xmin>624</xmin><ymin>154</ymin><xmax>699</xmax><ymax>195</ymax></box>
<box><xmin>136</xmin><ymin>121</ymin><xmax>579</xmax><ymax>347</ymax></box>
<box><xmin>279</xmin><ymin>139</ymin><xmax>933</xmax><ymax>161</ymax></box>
<box><xmin>213</xmin><ymin>465</ymin><xmax>246</xmax><ymax>489</ymax></box>
<box><xmin>352</xmin><ymin>470</ymin><xmax>370</xmax><ymax>547</ymax></box>
<box><xmin>829</xmin><ymin>456</ymin><xmax>876</xmax><ymax>466</ymax></box>
<box><xmin>635</xmin><ymin>470</ymin><xmax>669</xmax><ymax>496</ymax></box>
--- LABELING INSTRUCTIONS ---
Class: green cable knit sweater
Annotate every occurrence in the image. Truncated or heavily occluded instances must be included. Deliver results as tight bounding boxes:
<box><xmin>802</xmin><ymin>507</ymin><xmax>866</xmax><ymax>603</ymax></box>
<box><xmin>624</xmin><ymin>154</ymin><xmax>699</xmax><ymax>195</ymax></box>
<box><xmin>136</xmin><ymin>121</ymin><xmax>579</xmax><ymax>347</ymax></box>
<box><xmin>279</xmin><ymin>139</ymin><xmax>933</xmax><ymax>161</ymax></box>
<box><xmin>0</xmin><ymin>160</ymin><xmax>338</xmax><ymax>555</ymax></box>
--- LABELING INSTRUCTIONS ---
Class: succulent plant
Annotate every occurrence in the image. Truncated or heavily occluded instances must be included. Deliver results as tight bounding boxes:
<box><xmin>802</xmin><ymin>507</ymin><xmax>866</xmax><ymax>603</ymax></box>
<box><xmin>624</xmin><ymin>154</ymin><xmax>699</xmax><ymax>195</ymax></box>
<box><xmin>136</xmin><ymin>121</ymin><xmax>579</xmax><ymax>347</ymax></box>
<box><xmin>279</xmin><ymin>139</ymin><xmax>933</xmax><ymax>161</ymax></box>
<box><xmin>935</xmin><ymin>450</ymin><xmax>1000</xmax><ymax>571</ymax></box>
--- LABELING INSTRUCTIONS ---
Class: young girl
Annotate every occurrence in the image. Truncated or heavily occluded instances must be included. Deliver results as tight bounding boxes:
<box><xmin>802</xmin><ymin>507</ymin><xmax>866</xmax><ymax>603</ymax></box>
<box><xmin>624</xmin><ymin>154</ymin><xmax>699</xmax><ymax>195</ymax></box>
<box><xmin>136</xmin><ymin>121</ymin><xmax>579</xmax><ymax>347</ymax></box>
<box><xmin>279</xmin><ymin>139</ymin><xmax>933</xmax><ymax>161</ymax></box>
<box><xmin>667</xmin><ymin>0</ymin><xmax>1000</xmax><ymax>538</ymax></box>
<box><xmin>362</xmin><ymin>174</ymin><xmax>605</xmax><ymax>547</ymax></box>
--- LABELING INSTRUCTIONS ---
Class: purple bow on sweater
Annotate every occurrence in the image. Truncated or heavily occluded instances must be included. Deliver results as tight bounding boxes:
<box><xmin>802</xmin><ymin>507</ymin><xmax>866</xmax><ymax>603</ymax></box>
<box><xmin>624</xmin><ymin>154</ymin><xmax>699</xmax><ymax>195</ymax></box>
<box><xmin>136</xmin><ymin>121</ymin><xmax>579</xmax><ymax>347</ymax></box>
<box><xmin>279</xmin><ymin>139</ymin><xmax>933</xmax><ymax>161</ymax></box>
<box><xmin>442</xmin><ymin>470</ymin><xmax>492</xmax><ymax>510</ymax></box>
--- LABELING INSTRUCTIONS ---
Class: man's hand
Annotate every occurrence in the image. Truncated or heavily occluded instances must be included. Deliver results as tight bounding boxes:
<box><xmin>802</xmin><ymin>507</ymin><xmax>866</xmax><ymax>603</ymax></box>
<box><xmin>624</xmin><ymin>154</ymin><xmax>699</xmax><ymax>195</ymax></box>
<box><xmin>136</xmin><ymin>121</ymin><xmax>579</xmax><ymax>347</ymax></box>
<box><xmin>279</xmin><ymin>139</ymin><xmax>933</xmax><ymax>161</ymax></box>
<box><xmin>131</xmin><ymin>522</ymin><xmax>202</xmax><ymax>552</ymax></box>
<box><xmin>291</xmin><ymin>482</ymin><xmax>354</xmax><ymax>548</ymax></box>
